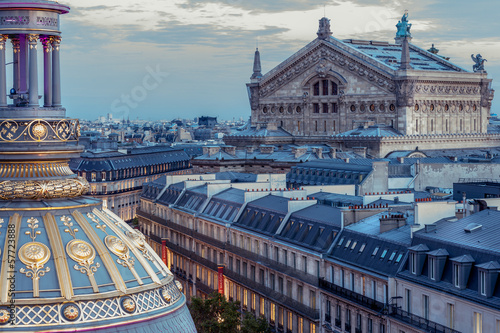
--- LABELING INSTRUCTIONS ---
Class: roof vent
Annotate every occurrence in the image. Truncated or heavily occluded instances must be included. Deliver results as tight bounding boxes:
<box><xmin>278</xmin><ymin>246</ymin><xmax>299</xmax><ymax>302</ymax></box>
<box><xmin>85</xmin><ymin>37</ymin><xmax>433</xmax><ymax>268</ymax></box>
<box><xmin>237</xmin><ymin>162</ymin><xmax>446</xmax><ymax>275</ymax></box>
<box><xmin>464</xmin><ymin>223</ymin><xmax>482</xmax><ymax>233</ymax></box>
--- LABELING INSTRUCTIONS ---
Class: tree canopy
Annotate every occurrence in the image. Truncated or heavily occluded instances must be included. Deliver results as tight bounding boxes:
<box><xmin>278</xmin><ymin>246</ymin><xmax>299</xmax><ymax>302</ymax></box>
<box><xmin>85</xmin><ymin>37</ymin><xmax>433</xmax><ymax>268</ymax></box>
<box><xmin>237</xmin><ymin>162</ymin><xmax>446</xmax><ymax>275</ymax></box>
<box><xmin>189</xmin><ymin>292</ymin><xmax>271</xmax><ymax>333</ymax></box>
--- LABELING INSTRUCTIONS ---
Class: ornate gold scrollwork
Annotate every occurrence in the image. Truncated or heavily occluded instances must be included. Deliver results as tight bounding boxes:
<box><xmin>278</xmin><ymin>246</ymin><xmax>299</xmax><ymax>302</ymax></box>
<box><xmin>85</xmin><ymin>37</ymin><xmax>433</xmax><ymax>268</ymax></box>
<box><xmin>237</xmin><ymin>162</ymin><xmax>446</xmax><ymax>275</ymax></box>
<box><xmin>125</xmin><ymin>229</ymin><xmax>167</xmax><ymax>276</ymax></box>
<box><xmin>62</xmin><ymin>216</ymin><xmax>100</xmax><ymax>293</ymax></box>
<box><xmin>105</xmin><ymin>235</ymin><xmax>143</xmax><ymax>285</ymax></box>
<box><xmin>88</xmin><ymin>212</ymin><xmax>144</xmax><ymax>284</ymax></box>
<box><xmin>18</xmin><ymin>218</ymin><xmax>51</xmax><ymax>298</ymax></box>
<box><xmin>0</xmin><ymin>177</ymin><xmax>89</xmax><ymax>200</ymax></box>
<box><xmin>0</xmin><ymin>118</ymin><xmax>79</xmax><ymax>143</ymax></box>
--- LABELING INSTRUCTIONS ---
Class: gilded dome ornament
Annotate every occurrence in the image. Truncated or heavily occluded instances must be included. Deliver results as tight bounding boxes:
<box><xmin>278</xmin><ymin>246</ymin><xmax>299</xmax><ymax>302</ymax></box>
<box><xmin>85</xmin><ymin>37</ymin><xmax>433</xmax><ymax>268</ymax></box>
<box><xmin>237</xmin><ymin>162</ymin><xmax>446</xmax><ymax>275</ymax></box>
<box><xmin>31</xmin><ymin>122</ymin><xmax>47</xmax><ymax>140</ymax></box>
<box><xmin>105</xmin><ymin>235</ymin><xmax>143</xmax><ymax>285</ymax></box>
<box><xmin>61</xmin><ymin>303</ymin><xmax>80</xmax><ymax>321</ymax></box>
<box><xmin>0</xmin><ymin>308</ymin><xmax>10</xmax><ymax>324</ymax></box>
<box><xmin>161</xmin><ymin>289</ymin><xmax>172</xmax><ymax>303</ymax></box>
<box><xmin>121</xmin><ymin>297</ymin><xmax>136</xmax><ymax>313</ymax></box>
<box><xmin>175</xmin><ymin>280</ymin><xmax>183</xmax><ymax>292</ymax></box>
<box><xmin>63</xmin><ymin>216</ymin><xmax>100</xmax><ymax>293</ymax></box>
<box><xmin>18</xmin><ymin>218</ymin><xmax>51</xmax><ymax>298</ymax></box>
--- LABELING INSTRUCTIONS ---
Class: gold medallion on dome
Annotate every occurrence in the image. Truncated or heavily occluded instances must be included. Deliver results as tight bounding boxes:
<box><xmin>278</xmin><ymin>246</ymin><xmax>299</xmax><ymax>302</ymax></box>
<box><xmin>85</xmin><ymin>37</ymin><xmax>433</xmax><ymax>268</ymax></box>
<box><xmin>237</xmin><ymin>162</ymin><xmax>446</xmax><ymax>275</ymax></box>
<box><xmin>121</xmin><ymin>297</ymin><xmax>136</xmax><ymax>313</ymax></box>
<box><xmin>104</xmin><ymin>235</ymin><xmax>129</xmax><ymax>257</ymax></box>
<box><xmin>0</xmin><ymin>309</ymin><xmax>10</xmax><ymax>324</ymax></box>
<box><xmin>175</xmin><ymin>280</ymin><xmax>183</xmax><ymax>292</ymax></box>
<box><xmin>66</xmin><ymin>239</ymin><xmax>96</xmax><ymax>263</ymax></box>
<box><xmin>62</xmin><ymin>304</ymin><xmax>80</xmax><ymax>321</ymax></box>
<box><xmin>18</xmin><ymin>242</ymin><xmax>50</xmax><ymax>266</ymax></box>
<box><xmin>161</xmin><ymin>289</ymin><xmax>172</xmax><ymax>303</ymax></box>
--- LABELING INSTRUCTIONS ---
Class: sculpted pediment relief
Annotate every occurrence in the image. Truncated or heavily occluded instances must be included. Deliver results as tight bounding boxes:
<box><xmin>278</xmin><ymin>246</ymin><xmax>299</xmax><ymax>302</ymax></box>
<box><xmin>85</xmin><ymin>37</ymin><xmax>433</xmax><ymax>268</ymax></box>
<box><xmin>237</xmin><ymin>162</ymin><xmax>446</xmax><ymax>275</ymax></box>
<box><xmin>258</xmin><ymin>42</ymin><xmax>396</xmax><ymax>98</ymax></box>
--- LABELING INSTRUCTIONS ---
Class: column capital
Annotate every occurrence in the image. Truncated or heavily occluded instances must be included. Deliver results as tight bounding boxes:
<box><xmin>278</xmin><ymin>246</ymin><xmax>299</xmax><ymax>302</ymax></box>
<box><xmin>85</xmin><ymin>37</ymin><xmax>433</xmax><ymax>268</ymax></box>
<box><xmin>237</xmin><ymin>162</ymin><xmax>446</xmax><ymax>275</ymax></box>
<box><xmin>28</xmin><ymin>34</ymin><xmax>39</xmax><ymax>43</ymax></box>
<box><xmin>11</xmin><ymin>37</ymin><xmax>20</xmax><ymax>52</ymax></box>
<box><xmin>41</xmin><ymin>37</ymin><xmax>52</xmax><ymax>51</ymax></box>
<box><xmin>50</xmin><ymin>36</ymin><xmax>62</xmax><ymax>48</ymax></box>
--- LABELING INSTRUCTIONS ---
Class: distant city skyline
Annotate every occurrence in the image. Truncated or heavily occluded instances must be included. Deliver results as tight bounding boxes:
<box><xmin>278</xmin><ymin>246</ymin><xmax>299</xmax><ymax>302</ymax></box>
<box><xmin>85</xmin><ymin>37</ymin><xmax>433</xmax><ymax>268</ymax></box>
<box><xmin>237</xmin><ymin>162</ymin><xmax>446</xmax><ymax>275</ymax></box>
<box><xmin>62</xmin><ymin>0</ymin><xmax>500</xmax><ymax>121</ymax></box>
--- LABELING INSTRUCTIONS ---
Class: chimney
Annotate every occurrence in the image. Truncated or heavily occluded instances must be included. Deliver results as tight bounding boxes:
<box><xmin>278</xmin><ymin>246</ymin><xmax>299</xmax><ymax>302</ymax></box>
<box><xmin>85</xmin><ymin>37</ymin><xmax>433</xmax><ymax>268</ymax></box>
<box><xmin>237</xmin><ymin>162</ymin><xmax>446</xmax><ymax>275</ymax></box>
<box><xmin>380</xmin><ymin>214</ymin><xmax>406</xmax><ymax>233</ymax></box>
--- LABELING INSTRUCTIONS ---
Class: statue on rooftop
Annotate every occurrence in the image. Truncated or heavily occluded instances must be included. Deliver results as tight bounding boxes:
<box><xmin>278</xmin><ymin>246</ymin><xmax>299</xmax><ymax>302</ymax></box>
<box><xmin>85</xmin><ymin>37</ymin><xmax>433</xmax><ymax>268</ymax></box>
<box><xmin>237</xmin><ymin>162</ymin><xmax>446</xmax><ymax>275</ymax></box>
<box><xmin>471</xmin><ymin>54</ymin><xmax>487</xmax><ymax>72</ymax></box>
<box><xmin>396</xmin><ymin>10</ymin><xmax>412</xmax><ymax>38</ymax></box>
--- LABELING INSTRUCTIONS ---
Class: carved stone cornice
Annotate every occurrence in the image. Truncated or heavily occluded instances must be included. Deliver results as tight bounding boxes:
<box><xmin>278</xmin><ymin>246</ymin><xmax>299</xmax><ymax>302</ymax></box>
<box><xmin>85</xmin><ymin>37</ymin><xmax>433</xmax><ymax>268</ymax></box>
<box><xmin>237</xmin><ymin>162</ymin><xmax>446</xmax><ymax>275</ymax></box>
<box><xmin>258</xmin><ymin>42</ymin><xmax>395</xmax><ymax>99</ymax></box>
<box><xmin>480</xmin><ymin>80</ymin><xmax>494</xmax><ymax>108</ymax></box>
<box><xmin>414</xmin><ymin>83</ymin><xmax>481</xmax><ymax>96</ymax></box>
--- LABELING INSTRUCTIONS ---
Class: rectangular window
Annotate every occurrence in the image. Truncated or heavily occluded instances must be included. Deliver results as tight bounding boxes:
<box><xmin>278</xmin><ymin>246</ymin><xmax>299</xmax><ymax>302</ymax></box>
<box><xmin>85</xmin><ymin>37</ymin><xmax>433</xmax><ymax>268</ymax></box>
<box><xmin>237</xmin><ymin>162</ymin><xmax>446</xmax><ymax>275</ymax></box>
<box><xmin>448</xmin><ymin>303</ymin><xmax>454</xmax><ymax>329</ymax></box>
<box><xmin>259</xmin><ymin>269</ymin><xmax>264</xmax><ymax>284</ymax></box>
<box><xmin>313</xmin><ymin>82</ymin><xmax>320</xmax><ymax>96</ymax></box>
<box><xmin>293</xmin><ymin>253</ymin><xmax>296</xmax><ymax>269</ymax></box>
<box><xmin>303</xmin><ymin>256</ymin><xmax>307</xmax><ymax>273</ymax></box>
<box><xmin>298</xmin><ymin>285</ymin><xmax>303</xmax><ymax>303</ymax></box>
<box><xmin>341</xmin><ymin>269</ymin><xmax>345</xmax><ymax>288</ymax></box>
<box><xmin>380</xmin><ymin>249</ymin><xmax>388</xmax><ymax>259</ymax></box>
<box><xmin>332</xmin><ymin>103</ymin><xmax>337</xmax><ymax>113</ymax></box>
<box><xmin>322</xmin><ymin>80</ymin><xmax>329</xmax><ymax>95</ymax></box>
<box><xmin>480</xmin><ymin>271</ymin><xmax>486</xmax><ymax>296</ymax></box>
<box><xmin>310</xmin><ymin>290</ymin><xmax>316</xmax><ymax>310</ymax></box>
<box><xmin>243</xmin><ymin>262</ymin><xmax>247</xmax><ymax>278</ymax></box>
<box><xmin>423</xmin><ymin>295</ymin><xmax>429</xmax><ymax>320</ymax></box>
<box><xmin>264</xmin><ymin>243</ymin><xmax>268</xmax><ymax>258</ymax></box>
<box><xmin>454</xmin><ymin>264</ymin><xmax>460</xmax><ymax>287</ymax></box>
<box><xmin>372</xmin><ymin>280</ymin><xmax>377</xmax><ymax>300</ymax></box>
<box><xmin>322</xmin><ymin>103</ymin><xmax>328</xmax><ymax>113</ymax></box>
<box><xmin>275</xmin><ymin>247</ymin><xmax>279</xmax><ymax>262</ymax></box>
<box><xmin>350</xmin><ymin>272</ymin><xmax>354</xmax><ymax>291</ymax></box>
<box><xmin>313</xmin><ymin>103</ymin><xmax>320</xmax><ymax>113</ymax></box>
<box><xmin>287</xmin><ymin>312</ymin><xmax>293</xmax><ymax>331</ymax></box>
<box><xmin>298</xmin><ymin>318</ymin><xmax>303</xmax><ymax>333</ymax></box>
<box><xmin>383</xmin><ymin>284</ymin><xmax>388</xmax><ymax>304</ymax></box>
<box><xmin>279</xmin><ymin>277</ymin><xmax>284</xmax><ymax>294</ymax></box>
<box><xmin>368</xmin><ymin>318</ymin><xmax>373</xmax><ymax>333</ymax></box>
<box><xmin>330</xmin><ymin>266</ymin><xmax>334</xmax><ymax>283</ymax></box>
<box><xmin>429</xmin><ymin>257</ymin><xmax>435</xmax><ymax>280</ymax></box>
<box><xmin>372</xmin><ymin>246</ymin><xmax>379</xmax><ymax>256</ymax></box>
<box><xmin>270</xmin><ymin>303</ymin><xmax>276</xmax><ymax>325</ymax></box>
<box><xmin>410</xmin><ymin>253</ymin><xmax>416</xmax><ymax>274</ymax></box>
<box><xmin>260</xmin><ymin>297</ymin><xmax>265</xmax><ymax>316</ymax></box>
<box><xmin>380</xmin><ymin>323</ymin><xmax>386</xmax><ymax>333</ymax></box>
<box><xmin>284</xmin><ymin>250</ymin><xmax>288</xmax><ymax>266</ymax></box>
<box><xmin>270</xmin><ymin>273</ymin><xmax>275</xmax><ymax>290</ymax></box>
<box><xmin>405</xmin><ymin>289</ymin><xmax>411</xmax><ymax>312</ymax></box>
<box><xmin>286</xmin><ymin>280</ymin><xmax>292</xmax><ymax>297</ymax></box>
<box><xmin>229</xmin><ymin>256</ymin><xmax>233</xmax><ymax>271</ymax></box>
<box><xmin>474</xmin><ymin>312</ymin><xmax>482</xmax><ymax>333</ymax></box>
<box><xmin>356</xmin><ymin>314</ymin><xmax>361</xmax><ymax>329</ymax></box>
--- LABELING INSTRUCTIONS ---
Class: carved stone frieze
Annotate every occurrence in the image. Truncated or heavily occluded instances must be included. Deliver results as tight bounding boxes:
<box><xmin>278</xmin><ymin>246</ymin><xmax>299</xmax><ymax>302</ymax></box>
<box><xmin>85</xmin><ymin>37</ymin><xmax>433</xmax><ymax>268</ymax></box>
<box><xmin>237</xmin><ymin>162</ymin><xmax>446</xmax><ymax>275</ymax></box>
<box><xmin>414</xmin><ymin>83</ymin><xmax>480</xmax><ymax>96</ymax></box>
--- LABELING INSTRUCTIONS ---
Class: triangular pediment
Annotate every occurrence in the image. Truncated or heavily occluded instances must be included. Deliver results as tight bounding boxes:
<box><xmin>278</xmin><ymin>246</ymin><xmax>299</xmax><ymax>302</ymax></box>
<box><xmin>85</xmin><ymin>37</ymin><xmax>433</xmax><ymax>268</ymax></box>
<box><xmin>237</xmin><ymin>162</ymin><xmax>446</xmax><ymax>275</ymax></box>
<box><xmin>258</xmin><ymin>38</ymin><xmax>398</xmax><ymax>98</ymax></box>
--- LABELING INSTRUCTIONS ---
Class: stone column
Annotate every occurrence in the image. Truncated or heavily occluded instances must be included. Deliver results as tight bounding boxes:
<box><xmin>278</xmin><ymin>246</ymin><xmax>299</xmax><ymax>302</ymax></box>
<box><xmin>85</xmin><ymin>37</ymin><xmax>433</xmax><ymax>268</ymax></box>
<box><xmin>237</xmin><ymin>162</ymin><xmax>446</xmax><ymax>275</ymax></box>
<box><xmin>11</xmin><ymin>38</ymin><xmax>20</xmax><ymax>93</ymax></box>
<box><xmin>28</xmin><ymin>34</ymin><xmax>39</xmax><ymax>107</ymax></box>
<box><xmin>0</xmin><ymin>35</ymin><xmax>7</xmax><ymax>107</ymax></box>
<box><xmin>51</xmin><ymin>36</ymin><xmax>61</xmax><ymax>107</ymax></box>
<box><xmin>41</xmin><ymin>37</ymin><xmax>52</xmax><ymax>107</ymax></box>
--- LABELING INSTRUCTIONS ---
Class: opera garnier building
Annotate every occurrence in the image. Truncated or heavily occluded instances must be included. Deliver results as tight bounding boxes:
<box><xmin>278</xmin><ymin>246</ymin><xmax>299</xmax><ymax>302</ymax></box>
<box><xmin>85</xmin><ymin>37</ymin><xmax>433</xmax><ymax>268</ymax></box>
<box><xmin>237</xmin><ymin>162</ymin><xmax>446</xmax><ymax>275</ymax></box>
<box><xmin>0</xmin><ymin>1</ymin><xmax>196</xmax><ymax>331</ymax></box>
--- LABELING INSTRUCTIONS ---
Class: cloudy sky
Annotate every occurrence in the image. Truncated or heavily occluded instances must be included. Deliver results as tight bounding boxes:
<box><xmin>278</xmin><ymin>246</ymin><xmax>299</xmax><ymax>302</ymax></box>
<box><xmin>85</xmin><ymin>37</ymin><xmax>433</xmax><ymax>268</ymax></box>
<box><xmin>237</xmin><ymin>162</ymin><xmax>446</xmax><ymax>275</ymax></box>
<box><xmin>57</xmin><ymin>0</ymin><xmax>499</xmax><ymax>121</ymax></box>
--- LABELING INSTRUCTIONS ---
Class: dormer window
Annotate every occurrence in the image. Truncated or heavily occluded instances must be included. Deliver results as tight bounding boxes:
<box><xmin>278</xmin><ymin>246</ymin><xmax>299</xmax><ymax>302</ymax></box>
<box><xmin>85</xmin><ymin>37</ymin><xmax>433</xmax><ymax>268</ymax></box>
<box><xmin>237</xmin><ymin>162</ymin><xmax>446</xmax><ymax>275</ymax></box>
<box><xmin>450</xmin><ymin>255</ymin><xmax>475</xmax><ymax>290</ymax></box>
<box><xmin>476</xmin><ymin>261</ymin><xmax>500</xmax><ymax>298</ymax></box>
<box><xmin>427</xmin><ymin>249</ymin><xmax>448</xmax><ymax>282</ymax></box>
